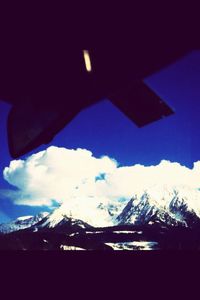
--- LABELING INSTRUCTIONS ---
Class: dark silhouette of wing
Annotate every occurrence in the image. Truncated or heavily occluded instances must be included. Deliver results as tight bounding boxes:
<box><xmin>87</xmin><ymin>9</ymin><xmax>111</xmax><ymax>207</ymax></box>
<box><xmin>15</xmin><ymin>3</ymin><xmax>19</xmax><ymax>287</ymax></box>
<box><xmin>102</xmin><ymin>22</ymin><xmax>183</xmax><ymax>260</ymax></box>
<box><xmin>7</xmin><ymin>103</ymin><xmax>79</xmax><ymax>158</ymax></box>
<box><xmin>109</xmin><ymin>81</ymin><xmax>174</xmax><ymax>127</ymax></box>
<box><xmin>7</xmin><ymin>80</ymin><xmax>174</xmax><ymax>158</ymax></box>
<box><xmin>0</xmin><ymin>3</ymin><xmax>198</xmax><ymax>157</ymax></box>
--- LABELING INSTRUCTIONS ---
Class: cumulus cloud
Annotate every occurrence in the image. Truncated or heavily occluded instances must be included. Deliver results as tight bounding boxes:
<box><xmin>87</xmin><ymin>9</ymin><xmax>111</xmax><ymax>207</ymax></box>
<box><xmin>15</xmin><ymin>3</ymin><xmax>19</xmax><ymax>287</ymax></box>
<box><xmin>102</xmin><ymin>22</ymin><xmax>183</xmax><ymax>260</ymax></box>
<box><xmin>3</xmin><ymin>146</ymin><xmax>200</xmax><ymax>207</ymax></box>
<box><xmin>3</xmin><ymin>146</ymin><xmax>117</xmax><ymax>206</ymax></box>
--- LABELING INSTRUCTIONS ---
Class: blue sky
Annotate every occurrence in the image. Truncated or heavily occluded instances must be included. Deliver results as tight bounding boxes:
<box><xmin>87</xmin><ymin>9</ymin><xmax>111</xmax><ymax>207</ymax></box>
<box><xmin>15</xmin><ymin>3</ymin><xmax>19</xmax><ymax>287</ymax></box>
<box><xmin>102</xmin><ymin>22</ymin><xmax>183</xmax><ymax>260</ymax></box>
<box><xmin>0</xmin><ymin>50</ymin><xmax>200</xmax><ymax>222</ymax></box>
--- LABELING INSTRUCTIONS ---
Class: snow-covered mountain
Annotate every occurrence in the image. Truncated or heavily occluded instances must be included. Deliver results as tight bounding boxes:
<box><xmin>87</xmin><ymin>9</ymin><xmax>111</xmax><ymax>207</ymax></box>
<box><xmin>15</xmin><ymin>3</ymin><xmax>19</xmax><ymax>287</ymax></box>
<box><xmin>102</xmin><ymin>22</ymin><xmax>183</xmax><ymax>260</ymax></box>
<box><xmin>116</xmin><ymin>185</ymin><xmax>200</xmax><ymax>228</ymax></box>
<box><xmin>0</xmin><ymin>212</ymin><xmax>49</xmax><ymax>234</ymax></box>
<box><xmin>33</xmin><ymin>209</ymin><xmax>93</xmax><ymax>233</ymax></box>
<box><xmin>34</xmin><ymin>197</ymin><xmax>125</xmax><ymax>229</ymax></box>
<box><xmin>2</xmin><ymin>185</ymin><xmax>200</xmax><ymax>236</ymax></box>
<box><xmin>1</xmin><ymin>185</ymin><xmax>200</xmax><ymax>250</ymax></box>
<box><xmin>26</xmin><ymin>185</ymin><xmax>200</xmax><ymax>231</ymax></box>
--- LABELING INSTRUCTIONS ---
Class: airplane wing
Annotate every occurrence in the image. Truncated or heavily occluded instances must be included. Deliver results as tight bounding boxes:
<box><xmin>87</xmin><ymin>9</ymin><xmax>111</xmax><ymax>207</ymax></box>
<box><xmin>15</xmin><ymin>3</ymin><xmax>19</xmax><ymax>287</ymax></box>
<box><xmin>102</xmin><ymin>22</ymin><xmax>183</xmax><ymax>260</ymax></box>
<box><xmin>109</xmin><ymin>81</ymin><xmax>174</xmax><ymax>127</ymax></box>
<box><xmin>0</xmin><ymin>2</ymin><xmax>198</xmax><ymax>158</ymax></box>
<box><xmin>7</xmin><ymin>80</ymin><xmax>174</xmax><ymax>158</ymax></box>
<box><xmin>7</xmin><ymin>101</ymin><xmax>82</xmax><ymax>158</ymax></box>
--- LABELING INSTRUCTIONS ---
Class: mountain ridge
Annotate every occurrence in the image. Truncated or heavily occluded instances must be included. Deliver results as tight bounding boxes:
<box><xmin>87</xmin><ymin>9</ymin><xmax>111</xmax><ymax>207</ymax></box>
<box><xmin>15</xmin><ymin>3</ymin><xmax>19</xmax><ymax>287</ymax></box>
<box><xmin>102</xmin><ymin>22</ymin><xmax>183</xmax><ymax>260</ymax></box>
<box><xmin>2</xmin><ymin>185</ymin><xmax>200</xmax><ymax>232</ymax></box>
<box><xmin>1</xmin><ymin>185</ymin><xmax>200</xmax><ymax>250</ymax></box>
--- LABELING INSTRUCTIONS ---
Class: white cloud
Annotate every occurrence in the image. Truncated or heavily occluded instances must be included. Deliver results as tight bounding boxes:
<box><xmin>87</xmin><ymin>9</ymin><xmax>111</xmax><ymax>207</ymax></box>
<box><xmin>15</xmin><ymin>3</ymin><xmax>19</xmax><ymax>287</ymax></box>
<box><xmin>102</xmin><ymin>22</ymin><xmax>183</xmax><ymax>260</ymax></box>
<box><xmin>3</xmin><ymin>146</ymin><xmax>200</xmax><ymax>207</ymax></box>
<box><xmin>3</xmin><ymin>146</ymin><xmax>117</xmax><ymax>206</ymax></box>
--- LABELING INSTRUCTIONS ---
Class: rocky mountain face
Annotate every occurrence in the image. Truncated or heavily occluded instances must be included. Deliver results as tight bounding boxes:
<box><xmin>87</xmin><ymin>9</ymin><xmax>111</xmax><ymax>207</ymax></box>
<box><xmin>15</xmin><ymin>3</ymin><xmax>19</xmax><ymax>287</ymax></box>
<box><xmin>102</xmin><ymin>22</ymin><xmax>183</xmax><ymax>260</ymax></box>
<box><xmin>116</xmin><ymin>186</ymin><xmax>200</xmax><ymax>228</ymax></box>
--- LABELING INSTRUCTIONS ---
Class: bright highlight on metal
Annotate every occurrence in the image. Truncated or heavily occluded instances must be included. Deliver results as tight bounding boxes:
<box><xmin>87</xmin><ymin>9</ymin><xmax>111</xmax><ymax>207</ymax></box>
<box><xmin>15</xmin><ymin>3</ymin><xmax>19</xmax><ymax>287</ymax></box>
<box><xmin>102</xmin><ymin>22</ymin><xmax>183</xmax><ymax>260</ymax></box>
<box><xmin>83</xmin><ymin>50</ymin><xmax>92</xmax><ymax>72</ymax></box>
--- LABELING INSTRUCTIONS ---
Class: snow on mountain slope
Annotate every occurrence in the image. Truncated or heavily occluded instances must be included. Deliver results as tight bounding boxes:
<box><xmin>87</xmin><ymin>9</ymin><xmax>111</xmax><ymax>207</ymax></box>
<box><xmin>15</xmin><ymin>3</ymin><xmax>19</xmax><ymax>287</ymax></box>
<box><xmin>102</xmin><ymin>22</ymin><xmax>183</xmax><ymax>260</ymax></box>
<box><xmin>17</xmin><ymin>216</ymin><xmax>33</xmax><ymax>221</ymax></box>
<box><xmin>35</xmin><ymin>208</ymin><xmax>92</xmax><ymax>232</ymax></box>
<box><xmin>0</xmin><ymin>212</ymin><xmax>49</xmax><ymax>234</ymax></box>
<box><xmin>2</xmin><ymin>185</ymin><xmax>200</xmax><ymax>233</ymax></box>
<box><xmin>32</xmin><ymin>184</ymin><xmax>200</xmax><ymax>229</ymax></box>
<box><xmin>37</xmin><ymin>196</ymin><xmax>126</xmax><ymax>228</ymax></box>
<box><xmin>117</xmin><ymin>185</ymin><xmax>200</xmax><ymax>227</ymax></box>
<box><xmin>25</xmin><ymin>185</ymin><xmax>200</xmax><ymax>229</ymax></box>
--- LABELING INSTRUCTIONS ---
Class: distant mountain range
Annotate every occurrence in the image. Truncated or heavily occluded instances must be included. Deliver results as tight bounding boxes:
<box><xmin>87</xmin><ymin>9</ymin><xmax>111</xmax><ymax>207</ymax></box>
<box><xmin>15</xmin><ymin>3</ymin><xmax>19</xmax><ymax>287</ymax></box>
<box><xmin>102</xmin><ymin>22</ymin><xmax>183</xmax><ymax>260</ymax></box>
<box><xmin>0</xmin><ymin>212</ymin><xmax>49</xmax><ymax>234</ymax></box>
<box><xmin>1</xmin><ymin>185</ymin><xmax>200</xmax><ymax>250</ymax></box>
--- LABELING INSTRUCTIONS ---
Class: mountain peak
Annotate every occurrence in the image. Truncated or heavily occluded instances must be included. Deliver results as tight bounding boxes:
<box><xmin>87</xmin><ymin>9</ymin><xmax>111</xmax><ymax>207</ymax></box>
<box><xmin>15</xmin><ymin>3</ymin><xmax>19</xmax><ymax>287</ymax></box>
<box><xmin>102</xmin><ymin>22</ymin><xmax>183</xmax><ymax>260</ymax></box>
<box><xmin>117</xmin><ymin>185</ymin><xmax>200</xmax><ymax>227</ymax></box>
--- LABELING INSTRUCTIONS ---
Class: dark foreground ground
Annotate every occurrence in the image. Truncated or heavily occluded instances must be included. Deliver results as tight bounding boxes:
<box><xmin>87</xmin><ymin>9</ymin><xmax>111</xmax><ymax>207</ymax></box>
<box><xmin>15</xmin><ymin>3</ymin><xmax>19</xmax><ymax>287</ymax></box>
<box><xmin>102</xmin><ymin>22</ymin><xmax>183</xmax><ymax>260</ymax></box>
<box><xmin>1</xmin><ymin>224</ymin><xmax>200</xmax><ymax>250</ymax></box>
